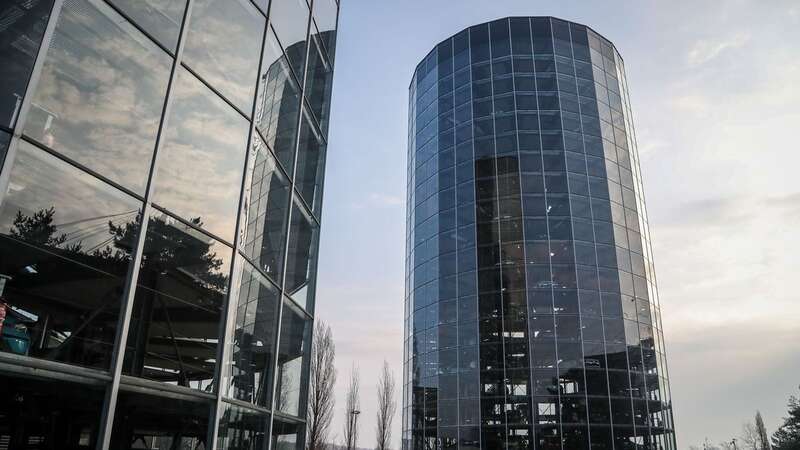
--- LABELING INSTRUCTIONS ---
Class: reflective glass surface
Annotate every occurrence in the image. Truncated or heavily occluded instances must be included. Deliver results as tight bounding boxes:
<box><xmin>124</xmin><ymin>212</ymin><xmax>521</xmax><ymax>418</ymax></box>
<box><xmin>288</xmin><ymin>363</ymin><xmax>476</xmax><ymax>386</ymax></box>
<box><xmin>0</xmin><ymin>0</ymin><xmax>54</xmax><ymax>128</ymax></box>
<box><xmin>0</xmin><ymin>140</ymin><xmax>140</xmax><ymax>369</ymax></box>
<box><xmin>226</xmin><ymin>261</ymin><xmax>280</xmax><ymax>406</ymax></box>
<box><xmin>256</xmin><ymin>28</ymin><xmax>302</xmax><ymax>173</ymax></box>
<box><xmin>268</xmin><ymin>0</ymin><xmax>309</xmax><ymax>79</ymax></box>
<box><xmin>295</xmin><ymin>108</ymin><xmax>326</xmax><ymax>214</ymax></box>
<box><xmin>305</xmin><ymin>28</ymin><xmax>335</xmax><ymax>135</ymax></box>
<box><xmin>152</xmin><ymin>67</ymin><xmax>250</xmax><ymax>243</ymax></box>
<box><xmin>241</xmin><ymin>134</ymin><xmax>291</xmax><ymax>283</ymax></box>
<box><xmin>23</xmin><ymin>0</ymin><xmax>172</xmax><ymax>194</ymax></box>
<box><xmin>274</xmin><ymin>298</ymin><xmax>309</xmax><ymax>417</ymax></box>
<box><xmin>0</xmin><ymin>131</ymin><xmax>9</xmax><ymax>168</ymax></box>
<box><xmin>284</xmin><ymin>198</ymin><xmax>319</xmax><ymax>309</ymax></box>
<box><xmin>311</xmin><ymin>0</ymin><xmax>337</xmax><ymax>61</ymax></box>
<box><xmin>123</xmin><ymin>211</ymin><xmax>231</xmax><ymax>391</ymax></box>
<box><xmin>182</xmin><ymin>0</ymin><xmax>264</xmax><ymax>114</ymax></box>
<box><xmin>217</xmin><ymin>402</ymin><xmax>270</xmax><ymax>450</ymax></box>
<box><xmin>108</xmin><ymin>0</ymin><xmax>187</xmax><ymax>51</ymax></box>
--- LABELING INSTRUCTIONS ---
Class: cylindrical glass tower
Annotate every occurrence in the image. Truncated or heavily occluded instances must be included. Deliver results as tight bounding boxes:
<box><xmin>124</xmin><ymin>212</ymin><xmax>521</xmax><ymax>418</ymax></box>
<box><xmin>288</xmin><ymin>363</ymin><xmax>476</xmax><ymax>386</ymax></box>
<box><xmin>403</xmin><ymin>17</ymin><xmax>676</xmax><ymax>450</ymax></box>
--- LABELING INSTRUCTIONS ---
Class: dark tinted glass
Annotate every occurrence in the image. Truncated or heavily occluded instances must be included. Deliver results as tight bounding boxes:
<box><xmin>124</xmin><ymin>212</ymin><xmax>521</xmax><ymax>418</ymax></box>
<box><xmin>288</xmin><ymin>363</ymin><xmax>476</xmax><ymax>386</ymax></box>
<box><xmin>284</xmin><ymin>198</ymin><xmax>319</xmax><ymax>309</ymax></box>
<box><xmin>275</xmin><ymin>298</ymin><xmax>310</xmax><ymax>417</ymax></box>
<box><xmin>123</xmin><ymin>211</ymin><xmax>231</xmax><ymax>391</ymax></box>
<box><xmin>108</xmin><ymin>0</ymin><xmax>187</xmax><ymax>51</ymax></box>
<box><xmin>217</xmin><ymin>402</ymin><xmax>270</xmax><ymax>449</ymax></box>
<box><xmin>272</xmin><ymin>419</ymin><xmax>302</xmax><ymax>449</ymax></box>
<box><xmin>241</xmin><ymin>134</ymin><xmax>291</xmax><ymax>284</ymax></box>
<box><xmin>256</xmin><ymin>28</ymin><xmax>302</xmax><ymax>173</ymax></box>
<box><xmin>295</xmin><ymin>109</ymin><xmax>326</xmax><ymax>214</ymax></box>
<box><xmin>305</xmin><ymin>29</ymin><xmax>335</xmax><ymax>135</ymax></box>
<box><xmin>0</xmin><ymin>131</ymin><xmax>9</xmax><ymax>167</ymax></box>
<box><xmin>0</xmin><ymin>0</ymin><xmax>53</xmax><ymax>128</ymax></box>
<box><xmin>110</xmin><ymin>390</ymin><xmax>211</xmax><ymax>449</ymax></box>
<box><xmin>0</xmin><ymin>373</ymin><xmax>104</xmax><ymax>447</ymax></box>
<box><xmin>152</xmin><ymin>68</ymin><xmax>249</xmax><ymax>243</ymax></box>
<box><xmin>23</xmin><ymin>0</ymin><xmax>172</xmax><ymax>194</ymax></box>
<box><xmin>226</xmin><ymin>261</ymin><xmax>280</xmax><ymax>406</ymax></box>
<box><xmin>182</xmin><ymin>0</ymin><xmax>264</xmax><ymax>114</ymax></box>
<box><xmin>269</xmin><ymin>0</ymin><xmax>310</xmax><ymax>79</ymax></box>
<box><xmin>0</xmin><ymin>141</ymin><xmax>140</xmax><ymax>369</ymax></box>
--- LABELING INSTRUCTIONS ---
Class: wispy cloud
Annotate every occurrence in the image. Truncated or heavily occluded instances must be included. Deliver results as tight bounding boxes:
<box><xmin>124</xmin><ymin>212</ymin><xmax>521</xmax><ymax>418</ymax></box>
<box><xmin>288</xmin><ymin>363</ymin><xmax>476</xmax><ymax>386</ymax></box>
<box><xmin>687</xmin><ymin>32</ymin><xmax>751</xmax><ymax>66</ymax></box>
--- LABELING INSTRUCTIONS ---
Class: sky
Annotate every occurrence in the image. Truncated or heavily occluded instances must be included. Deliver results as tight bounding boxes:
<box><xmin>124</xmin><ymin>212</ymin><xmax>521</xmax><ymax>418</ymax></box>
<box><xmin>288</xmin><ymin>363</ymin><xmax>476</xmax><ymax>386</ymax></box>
<box><xmin>315</xmin><ymin>0</ymin><xmax>800</xmax><ymax>447</ymax></box>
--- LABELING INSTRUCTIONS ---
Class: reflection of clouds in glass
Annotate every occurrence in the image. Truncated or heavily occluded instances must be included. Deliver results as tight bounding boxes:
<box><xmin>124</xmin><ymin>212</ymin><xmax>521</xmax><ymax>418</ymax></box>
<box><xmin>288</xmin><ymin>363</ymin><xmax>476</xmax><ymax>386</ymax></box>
<box><xmin>152</xmin><ymin>68</ymin><xmax>249</xmax><ymax>243</ymax></box>
<box><xmin>107</xmin><ymin>0</ymin><xmax>186</xmax><ymax>51</ymax></box>
<box><xmin>182</xmin><ymin>0</ymin><xmax>263</xmax><ymax>113</ymax></box>
<box><xmin>23</xmin><ymin>0</ymin><xmax>171</xmax><ymax>194</ymax></box>
<box><xmin>0</xmin><ymin>140</ymin><xmax>141</xmax><ymax>253</ymax></box>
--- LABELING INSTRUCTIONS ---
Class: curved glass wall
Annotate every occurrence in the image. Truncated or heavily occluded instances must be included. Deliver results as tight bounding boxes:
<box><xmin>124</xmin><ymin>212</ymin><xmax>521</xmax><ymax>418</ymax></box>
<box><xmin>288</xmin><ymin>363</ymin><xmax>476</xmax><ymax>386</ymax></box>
<box><xmin>0</xmin><ymin>0</ymin><xmax>338</xmax><ymax>448</ymax></box>
<box><xmin>403</xmin><ymin>17</ymin><xmax>675</xmax><ymax>450</ymax></box>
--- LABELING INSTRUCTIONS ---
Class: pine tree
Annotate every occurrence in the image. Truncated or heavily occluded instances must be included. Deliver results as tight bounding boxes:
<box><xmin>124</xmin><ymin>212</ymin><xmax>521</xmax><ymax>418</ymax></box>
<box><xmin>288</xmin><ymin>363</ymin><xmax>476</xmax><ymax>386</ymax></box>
<box><xmin>772</xmin><ymin>387</ymin><xmax>800</xmax><ymax>450</ymax></box>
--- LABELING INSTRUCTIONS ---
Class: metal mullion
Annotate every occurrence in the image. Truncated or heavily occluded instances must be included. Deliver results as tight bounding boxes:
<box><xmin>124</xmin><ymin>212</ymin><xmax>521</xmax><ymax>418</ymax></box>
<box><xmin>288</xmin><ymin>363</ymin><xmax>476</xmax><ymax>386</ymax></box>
<box><xmin>485</xmin><ymin>20</ymin><xmax>509</xmax><ymax>450</ymax></box>
<box><xmin>531</xmin><ymin>17</ymin><xmax>562</xmax><ymax>450</ymax></box>
<box><xmin>95</xmin><ymin>0</ymin><xmax>195</xmax><ymax>446</ymax></box>
<box><xmin>180</xmin><ymin>62</ymin><xmax>253</xmax><ymax>121</ymax></box>
<box><xmin>265</xmin><ymin>8</ymin><xmax>315</xmax><ymax>448</ymax></box>
<box><xmin>507</xmin><ymin>17</ymin><xmax>535</xmax><ymax>445</ymax></box>
<box><xmin>208</xmin><ymin>12</ymin><xmax>271</xmax><ymax>449</ymax></box>
<box><xmin>562</xmin><ymin>22</ymin><xmax>594</xmax><ymax>445</ymax></box>
<box><xmin>19</xmin><ymin>135</ymin><xmax>146</xmax><ymax>201</ymax></box>
<box><xmin>0</xmin><ymin>0</ymin><xmax>65</xmax><ymax>209</ymax></box>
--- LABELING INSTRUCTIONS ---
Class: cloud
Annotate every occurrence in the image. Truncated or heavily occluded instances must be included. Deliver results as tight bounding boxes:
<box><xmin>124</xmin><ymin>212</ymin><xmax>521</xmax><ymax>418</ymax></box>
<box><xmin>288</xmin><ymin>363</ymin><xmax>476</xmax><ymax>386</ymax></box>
<box><xmin>687</xmin><ymin>32</ymin><xmax>751</xmax><ymax>67</ymax></box>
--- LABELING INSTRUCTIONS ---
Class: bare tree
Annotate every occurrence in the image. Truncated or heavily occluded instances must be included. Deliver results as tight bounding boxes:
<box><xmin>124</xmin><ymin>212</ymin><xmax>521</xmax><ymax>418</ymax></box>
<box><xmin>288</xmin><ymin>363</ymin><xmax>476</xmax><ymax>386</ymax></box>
<box><xmin>343</xmin><ymin>365</ymin><xmax>361</xmax><ymax>450</ymax></box>
<box><xmin>307</xmin><ymin>320</ymin><xmax>337</xmax><ymax>450</ymax></box>
<box><xmin>755</xmin><ymin>411</ymin><xmax>771</xmax><ymax>450</ymax></box>
<box><xmin>375</xmin><ymin>361</ymin><xmax>397</xmax><ymax>450</ymax></box>
<box><xmin>744</xmin><ymin>422</ymin><xmax>761</xmax><ymax>450</ymax></box>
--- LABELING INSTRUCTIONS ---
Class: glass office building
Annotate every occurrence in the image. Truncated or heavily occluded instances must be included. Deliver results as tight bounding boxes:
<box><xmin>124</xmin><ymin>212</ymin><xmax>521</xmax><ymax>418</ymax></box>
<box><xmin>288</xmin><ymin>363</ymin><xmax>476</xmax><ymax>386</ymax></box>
<box><xmin>403</xmin><ymin>17</ymin><xmax>675</xmax><ymax>450</ymax></box>
<box><xmin>0</xmin><ymin>0</ymin><xmax>337</xmax><ymax>448</ymax></box>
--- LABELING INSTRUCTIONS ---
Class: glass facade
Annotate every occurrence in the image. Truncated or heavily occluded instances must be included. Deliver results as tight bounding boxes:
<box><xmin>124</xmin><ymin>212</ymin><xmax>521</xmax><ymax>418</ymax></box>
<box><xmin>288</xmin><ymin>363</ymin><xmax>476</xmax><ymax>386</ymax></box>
<box><xmin>404</xmin><ymin>17</ymin><xmax>675</xmax><ymax>450</ymax></box>
<box><xmin>0</xmin><ymin>0</ymin><xmax>338</xmax><ymax>448</ymax></box>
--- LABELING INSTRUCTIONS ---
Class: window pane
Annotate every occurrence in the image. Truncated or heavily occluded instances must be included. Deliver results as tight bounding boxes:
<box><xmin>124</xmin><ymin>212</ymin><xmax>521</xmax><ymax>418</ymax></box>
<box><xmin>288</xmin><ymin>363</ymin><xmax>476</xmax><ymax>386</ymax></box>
<box><xmin>285</xmin><ymin>198</ymin><xmax>319</xmax><ymax>309</ymax></box>
<box><xmin>153</xmin><ymin>67</ymin><xmax>249</xmax><ymax>243</ymax></box>
<box><xmin>110</xmin><ymin>390</ymin><xmax>211</xmax><ymax>448</ymax></box>
<box><xmin>241</xmin><ymin>134</ymin><xmax>291</xmax><ymax>283</ymax></box>
<box><xmin>305</xmin><ymin>29</ymin><xmax>334</xmax><ymax>135</ymax></box>
<box><xmin>0</xmin><ymin>141</ymin><xmax>140</xmax><ymax>369</ymax></box>
<box><xmin>269</xmin><ymin>0</ymin><xmax>310</xmax><ymax>79</ymax></box>
<box><xmin>256</xmin><ymin>28</ymin><xmax>302</xmax><ymax>173</ymax></box>
<box><xmin>272</xmin><ymin>419</ymin><xmax>303</xmax><ymax>450</ymax></box>
<box><xmin>295</xmin><ymin>109</ymin><xmax>326</xmax><ymax>214</ymax></box>
<box><xmin>123</xmin><ymin>211</ymin><xmax>232</xmax><ymax>391</ymax></box>
<box><xmin>0</xmin><ymin>131</ymin><xmax>9</xmax><ymax>167</ymax></box>
<box><xmin>0</xmin><ymin>0</ymin><xmax>54</xmax><ymax>128</ymax></box>
<box><xmin>275</xmin><ymin>298</ymin><xmax>310</xmax><ymax>417</ymax></box>
<box><xmin>217</xmin><ymin>402</ymin><xmax>270</xmax><ymax>450</ymax></box>
<box><xmin>0</xmin><ymin>373</ymin><xmax>104</xmax><ymax>447</ymax></box>
<box><xmin>23</xmin><ymin>0</ymin><xmax>172</xmax><ymax>194</ymax></box>
<box><xmin>182</xmin><ymin>0</ymin><xmax>264</xmax><ymax>114</ymax></box>
<box><xmin>108</xmin><ymin>0</ymin><xmax>187</xmax><ymax>51</ymax></box>
<box><xmin>312</xmin><ymin>0</ymin><xmax>337</xmax><ymax>61</ymax></box>
<box><xmin>225</xmin><ymin>261</ymin><xmax>280</xmax><ymax>406</ymax></box>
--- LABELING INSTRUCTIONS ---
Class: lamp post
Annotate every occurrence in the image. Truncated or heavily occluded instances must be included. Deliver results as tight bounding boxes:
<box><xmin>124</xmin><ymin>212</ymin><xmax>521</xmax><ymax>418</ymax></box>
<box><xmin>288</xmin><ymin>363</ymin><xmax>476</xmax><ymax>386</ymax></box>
<box><xmin>347</xmin><ymin>409</ymin><xmax>361</xmax><ymax>450</ymax></box>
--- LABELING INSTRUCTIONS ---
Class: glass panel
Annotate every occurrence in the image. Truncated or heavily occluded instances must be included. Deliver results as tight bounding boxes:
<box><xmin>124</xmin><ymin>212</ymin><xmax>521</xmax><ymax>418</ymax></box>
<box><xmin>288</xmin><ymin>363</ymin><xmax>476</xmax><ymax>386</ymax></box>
<box><xmin>275</xmin><ymin>298</ymin><xmax>310</xmax><ymax>417</ymax></box>
<box><xmin>123</xmin><ymin>211</ymin><xmax>231</xmax><ymax>391</ymax></box>
<box><xmin>0</xmin><ymin>373</ymin><xmax>104</xmax><ymax>447</ymax></box>
<box><xmin>182</xmin><ymin>0</ymin><xmax>264</xmax><ymax>113</ymax></box>
<box><xmin>305</xmin><ymin>29</ymin><xmax>334</xmax><ymax>135</ymax></box>
<box><xmin>272</xmin><ymin>419</ymin><xmax>303</xmax><ymax>450</ymax></box>
<box><xmin>226</xmin><ymin>261</ymin><xmax>280</xmax><ymax>406</ymax></box>
<box><xmin>0</xmin><ymin>141</ymin><xmax>140</xmax><ymax>369</ymax></box>
<box><xmin>108</xmin><ymin>0</ymin><xmax>187</xmax><ymax>51</ymax></box>
<box><xmin>295</xmin><ymin>108</ymin><xmax>326</xmax><ymax>214</ymax></box>
<box><xmin>268</xmin><ymin>0</ymin><xmax>310</xmax><ymax>79</ymax></box>
<box><xmin>23</xmin><ymin>0</ymin><xmax>172</xmax><ymax>194</ymax></box>
<box><xmin>0</xmin><ymin>131</ymin><xmax>9</xmax><ymax>168</ymax></box>
<box><xmin>256</xmin><ymin>28</ymin><xmax>302</xmax><ymax>173</ymax></box>
<box><xmin>110</xmin><ymin>390</ymin><xmax>211</xmax><ymax>449</ymax></box>
<box><xmin>311</xmin><ymin>0</ymin><xmax>337</xmax><ymax>60</ymax></box>
<box><xmin>0</xmin><ymin>0</ymin><xmax>54</xmax><ymax>128</ymax></box>
<box><xmin>284</xmin><ymin>198</ymin><xmax>319</xmax><ymax>309</ymax></box>
<box><xmin>241</xmin><ymin>134</ymin><xmax>291</xmax><ymax>283</ymax></box>
<box><xmin>216</xmin><ymin>402</ymin><xmax>270</xmax><ymax>450</ymax></box>
<box><xmin>153</xmin><ymin>67</ymin><xmax>249</xmax><ymax>243</ymax></box>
